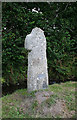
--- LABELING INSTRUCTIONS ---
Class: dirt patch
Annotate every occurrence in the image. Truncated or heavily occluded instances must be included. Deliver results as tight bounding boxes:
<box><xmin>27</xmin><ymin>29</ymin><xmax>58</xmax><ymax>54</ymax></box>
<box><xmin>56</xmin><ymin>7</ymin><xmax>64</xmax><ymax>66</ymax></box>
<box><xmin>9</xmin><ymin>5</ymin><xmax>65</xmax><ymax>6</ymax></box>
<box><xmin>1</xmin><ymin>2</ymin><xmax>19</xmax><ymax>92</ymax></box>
<box><xmin>35</xmin><ymin>91</ymin><xmax>54</xmax><ymax>104</ymax></box>
<box><xmin>6</xmin><ymin>91</ymin><xmax>75</xmax><ymax>118</ymax></box>
<box><xmin>14</xmin><ymin>91</ymin><xmax>75</xmax><ymax>118</ymax></box>
<box><xmin>42</xmin><ymin>100</ymin><xmax>75</xmax><ymax>118</ymax></box>
<box><xmin>17</xmin><ymin>96</ymin><xmax>35</xmax><ymax>115</ymax></box>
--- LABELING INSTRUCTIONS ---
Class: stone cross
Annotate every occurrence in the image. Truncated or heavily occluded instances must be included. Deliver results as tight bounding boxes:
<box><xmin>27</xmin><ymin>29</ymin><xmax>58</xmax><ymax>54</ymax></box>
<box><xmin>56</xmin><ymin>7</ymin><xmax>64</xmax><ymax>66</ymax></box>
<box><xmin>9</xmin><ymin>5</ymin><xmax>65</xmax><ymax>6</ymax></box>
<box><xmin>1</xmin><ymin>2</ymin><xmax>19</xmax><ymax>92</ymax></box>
<box><xmin>25</xmin><ymin>27</ymin><xmax>48</xmax><ymax>92</ymax></box>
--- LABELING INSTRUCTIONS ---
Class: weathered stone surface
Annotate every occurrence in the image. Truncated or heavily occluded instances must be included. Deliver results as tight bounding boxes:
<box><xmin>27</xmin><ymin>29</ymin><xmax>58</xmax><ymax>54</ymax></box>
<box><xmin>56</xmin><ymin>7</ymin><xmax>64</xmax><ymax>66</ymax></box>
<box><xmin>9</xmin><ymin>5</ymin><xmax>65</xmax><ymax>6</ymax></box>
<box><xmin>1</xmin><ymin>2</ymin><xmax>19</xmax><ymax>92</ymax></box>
<box><xmin>25</xmin><ymin>27</ymin><xmax>48</xmax><ymax>92</ymax></box>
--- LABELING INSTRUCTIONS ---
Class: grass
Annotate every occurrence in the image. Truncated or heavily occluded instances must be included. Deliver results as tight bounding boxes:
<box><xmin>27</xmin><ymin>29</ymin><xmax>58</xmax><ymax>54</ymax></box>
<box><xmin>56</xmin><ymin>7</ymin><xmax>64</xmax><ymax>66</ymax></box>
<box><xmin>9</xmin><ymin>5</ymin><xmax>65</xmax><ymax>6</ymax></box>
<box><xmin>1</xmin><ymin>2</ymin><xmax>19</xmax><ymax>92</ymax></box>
<box><xmin>43</xmin><ymin>94</ymin><xmax>58</xmax><ymax>107</ymax></box>
<box><xmin>2</xmin><ymin>89</ymin><xmax>36</xmax><ymax>118</ymax></box>
<box><xmin>1</xmin><ymin>81</ymin><xmax>76</xmax><ymax>118</ymax></box>
<box><xmin>61</xmin><ymin>81</ymin><xmax>76</xmax><ymax>87</ymax></box>
<box><xmin>48</xmin><ymin>82</ymin><xmax>76</xmax><ymax>113</ymax></box>
<box><xmin>32</xmin><ymin>100</ymin><xmax>38</xmax><ymax>109</ymax></box>
<box><xmin>62</xmin><ymin>89</ymin><xmax>76</xmax><ymax>112</ymax></box>
<box><xmin>15</xmin><ymin>88</ymin><xmax>36</xmax><ymax>97</ymax></box>
<box><xmin>48</xmin><ymin>84</ymin><xmax>63</xmax><ymax>92</ymax></box>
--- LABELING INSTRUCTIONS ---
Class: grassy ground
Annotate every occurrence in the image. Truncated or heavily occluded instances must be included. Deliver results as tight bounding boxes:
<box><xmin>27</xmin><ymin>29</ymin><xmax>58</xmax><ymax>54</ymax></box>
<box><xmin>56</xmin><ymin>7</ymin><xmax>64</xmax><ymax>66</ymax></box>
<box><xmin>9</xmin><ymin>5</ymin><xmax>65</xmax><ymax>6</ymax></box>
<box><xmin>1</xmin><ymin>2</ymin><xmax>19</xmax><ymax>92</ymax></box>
<box><xmin>1</xmin><ymin>81</ymin><xmax>77</xmax><ymax>118</ymax></box>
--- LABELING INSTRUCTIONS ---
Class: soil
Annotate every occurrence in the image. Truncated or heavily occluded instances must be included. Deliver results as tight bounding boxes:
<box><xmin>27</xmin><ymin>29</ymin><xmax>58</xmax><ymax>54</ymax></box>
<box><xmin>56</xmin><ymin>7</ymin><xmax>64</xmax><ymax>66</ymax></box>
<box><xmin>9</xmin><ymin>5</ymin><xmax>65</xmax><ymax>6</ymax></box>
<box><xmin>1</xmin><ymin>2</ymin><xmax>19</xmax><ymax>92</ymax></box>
<box><xmin>13</xmin><ymin>90</ymin><xmax>75</xmax><ymax>118</ymax></box>
<box><xmin>42</xmin><ymin>100</ymin><xmax>75</xmax><ymax>118</ymax></box>
<box><xmin>34</xmin><ymin>91</ymin><xmax>75</xmax><ymax>118</ymax></box>
<box><xmin>2</xmin><ymin>81</ymin><xmax>76</xmax><ymax>118</ymax></box>
<box><xmin>35</xmin><ymin>91</ymin><xmax>54</xmax><ymax>104</ymax></box>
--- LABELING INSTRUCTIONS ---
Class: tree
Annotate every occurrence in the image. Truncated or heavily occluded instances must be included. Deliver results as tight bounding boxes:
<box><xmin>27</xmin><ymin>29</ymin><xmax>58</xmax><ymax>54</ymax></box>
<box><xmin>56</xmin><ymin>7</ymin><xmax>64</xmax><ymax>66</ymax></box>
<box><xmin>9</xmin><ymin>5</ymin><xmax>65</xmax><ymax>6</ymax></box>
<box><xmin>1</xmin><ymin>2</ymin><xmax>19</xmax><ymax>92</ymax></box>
<box><xmin>2</xmin><ymin>2</ymin><xmax>77</xmax><ymax>85</ymax></box>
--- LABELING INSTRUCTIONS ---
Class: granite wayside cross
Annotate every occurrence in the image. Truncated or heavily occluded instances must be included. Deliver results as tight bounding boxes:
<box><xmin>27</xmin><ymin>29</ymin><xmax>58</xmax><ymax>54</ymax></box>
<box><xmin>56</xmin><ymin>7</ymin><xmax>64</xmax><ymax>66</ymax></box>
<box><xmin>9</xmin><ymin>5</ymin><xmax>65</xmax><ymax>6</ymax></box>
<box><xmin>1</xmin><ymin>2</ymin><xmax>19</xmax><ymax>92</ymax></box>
<box><xmin>25</xmin><ymin>27</ymin><xmax>48</xmax><ymax>92</ymax></box>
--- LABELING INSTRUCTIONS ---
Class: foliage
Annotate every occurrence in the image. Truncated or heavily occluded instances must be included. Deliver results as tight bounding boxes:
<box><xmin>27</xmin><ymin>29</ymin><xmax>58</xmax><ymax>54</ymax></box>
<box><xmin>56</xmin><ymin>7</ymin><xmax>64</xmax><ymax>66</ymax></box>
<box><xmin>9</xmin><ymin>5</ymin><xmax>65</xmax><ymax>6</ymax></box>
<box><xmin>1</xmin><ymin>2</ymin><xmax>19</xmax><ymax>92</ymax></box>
<box><xmin>2</xmin><ymin>2</ymin><xmax>77</xmax><ymax>85</ymax></box>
